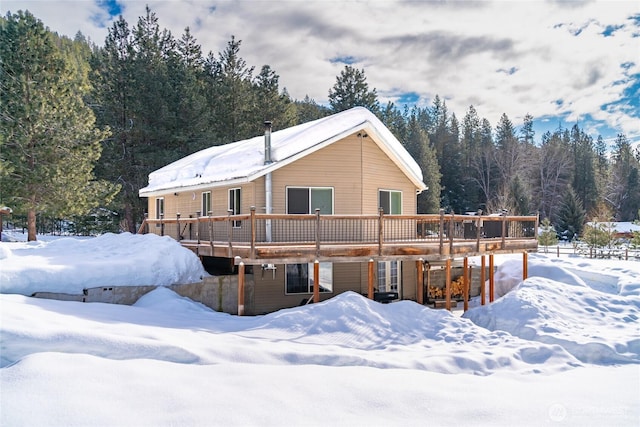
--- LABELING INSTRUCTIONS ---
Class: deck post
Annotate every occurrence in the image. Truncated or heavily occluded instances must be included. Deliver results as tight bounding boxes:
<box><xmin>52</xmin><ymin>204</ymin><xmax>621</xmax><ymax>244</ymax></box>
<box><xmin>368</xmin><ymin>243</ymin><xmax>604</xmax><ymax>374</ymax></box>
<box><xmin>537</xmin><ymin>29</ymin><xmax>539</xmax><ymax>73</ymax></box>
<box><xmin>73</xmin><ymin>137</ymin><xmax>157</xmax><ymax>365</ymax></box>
<box><xmin>439</xmin><ymin>209</ymin><xmax>445</xmax><ymax>256</ymax></box>
<box><xmin>480</xmin><ymin>255</ymin><xmax>486</xmax><ymax>306</ymax></box>
<box><xmin>416</xmin><ymin>259</ymin><xmax>424</xmax><ymax>305</ymax></box>
<box><xmin>523</xmin><ymin>251</ymin><xmax>528</xmax><ymax>281</ymax></box>
<box><xmin>445</xmin><ymin>258</ymin><xmax>452</xmax><ymax>311</ymax></box>
<box><xmin>207</xmin><ymin>212</ymin><xmax>214</xmax><ymax>253</ymax></box>
<box><xmin>227</xmin><ymin>210</ymin><xmax>233</xmax><ymax>258</ymax></box>
<box><xmin>176</xmin><ymin>213</ymin><xmax>181</xmax><ymax>240</ymax></box>
<box><xmin>501</xmin><ymin>215</ymin><xmax>507</xmax><ymax>249</ymax></box>
<box><xmin>315</xmin><ymin>208</ymin><xmax>321</xmax><ymax>257</ymax></box>
<box><xmin>463</xmin><ymin>257</ymin><xmax>469</xmax><ymax>312</ymax></box>
<box><xmin>425</xmin><ymin>261</ymin><xmax>431</xmax><ymax>305</ymax></box>
<box><xmin>368</xmin><ymin>259</ymin><xmax>375</xmax><ymax>300</ymax></box>
<box><xmin>378</xmin><ymin>208</ymin><xmax>384</xmax><ymax>256</ymax></box>
<box><xmin>238</xmin><ymin>261</ymin><xmax>245</xmax><ymax>316</ymax></box>
<box><xmin>313</xmin><ymin>260</ymin><xmax>320</xmax><ymax>303</ymax></box>
<box><xmin>489</xmin><ymin>254</ymin><xmax>495</xmax><ymax>302</ymax></box>
<box><xmin>250</xmin><ymin>207</ymin><xmax>256</xmax><ymax>259</ymax></box>
<box><xmin>449</xmin><ymin>213</ymin><xmax>454</xmax><ymax>255</ymax></box>
<box><xmin>195</xmin><ymin>211</ymin><xmax>201</xmax><ymax>243</ymax></box>
<box><xmin>476</xmin><ymin>210</ymin><xmax>482</xmax><ymax>252</ymax></box>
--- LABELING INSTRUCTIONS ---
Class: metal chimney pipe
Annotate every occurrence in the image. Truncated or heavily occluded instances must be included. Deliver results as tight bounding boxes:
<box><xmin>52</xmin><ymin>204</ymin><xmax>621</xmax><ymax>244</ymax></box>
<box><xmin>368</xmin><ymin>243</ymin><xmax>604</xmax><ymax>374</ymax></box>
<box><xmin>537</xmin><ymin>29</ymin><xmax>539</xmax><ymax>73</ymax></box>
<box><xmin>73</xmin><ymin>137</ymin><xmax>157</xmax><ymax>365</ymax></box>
<box><xmin>264</xmin><ymin>120</ymin><xmax>272</xmax><ymax>165</ymax></box>
<box><xmin>264</xmin><ymin>120</ymin><xmax>273</xmax><ymax>243</ymax></box>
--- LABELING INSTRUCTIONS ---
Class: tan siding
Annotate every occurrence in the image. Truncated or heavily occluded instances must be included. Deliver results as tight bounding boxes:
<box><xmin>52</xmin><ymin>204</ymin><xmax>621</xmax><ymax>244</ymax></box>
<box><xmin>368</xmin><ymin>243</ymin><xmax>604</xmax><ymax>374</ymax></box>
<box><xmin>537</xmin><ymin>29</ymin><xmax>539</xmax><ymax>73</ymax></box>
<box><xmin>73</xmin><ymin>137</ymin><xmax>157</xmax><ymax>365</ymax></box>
<box><xmin>401</xmin><ymin>260</ymin><xmax>418</xmax><ymax>301</ymax></box>
<box><xmin>252</xmin><ymin>262</ymin><xmax>364</xmax><ymax>314</ymax></box>
<box><xmin>271</xmin><ymin>134</ymin><xmax>364</xmax><ymax>214</ymax></box>
<box><xmin>362</xmin><ymin>137</ymin><xmax>417</xmax><ymax>214</ymax></box>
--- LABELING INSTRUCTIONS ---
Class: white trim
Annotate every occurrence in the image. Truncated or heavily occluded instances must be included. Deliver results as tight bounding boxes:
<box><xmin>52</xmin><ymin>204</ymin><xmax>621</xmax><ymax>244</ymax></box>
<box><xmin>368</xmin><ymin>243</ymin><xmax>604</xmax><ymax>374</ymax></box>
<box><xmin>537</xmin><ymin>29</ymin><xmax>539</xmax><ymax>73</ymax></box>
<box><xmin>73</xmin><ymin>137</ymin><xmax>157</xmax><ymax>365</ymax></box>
<box><xmin>201</xmin><ymin>191</ymin><xmax>211</xmax><ymax>216</ymax></box>
<box><xmin>228</xmin><ymin>187</ymin><xmax>241</xmax><ymax>228</ymax></box>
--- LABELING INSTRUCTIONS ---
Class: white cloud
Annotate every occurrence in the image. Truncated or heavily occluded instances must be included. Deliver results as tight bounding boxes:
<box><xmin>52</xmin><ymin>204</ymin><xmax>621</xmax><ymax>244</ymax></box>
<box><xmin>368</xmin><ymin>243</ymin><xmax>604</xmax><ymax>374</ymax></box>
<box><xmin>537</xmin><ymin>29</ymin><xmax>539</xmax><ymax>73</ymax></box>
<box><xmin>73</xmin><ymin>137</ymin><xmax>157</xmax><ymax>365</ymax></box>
<box><xmin>3</xmin><ymin>0</ymin><xmax>639</xmax><ymax>140</ymax></box>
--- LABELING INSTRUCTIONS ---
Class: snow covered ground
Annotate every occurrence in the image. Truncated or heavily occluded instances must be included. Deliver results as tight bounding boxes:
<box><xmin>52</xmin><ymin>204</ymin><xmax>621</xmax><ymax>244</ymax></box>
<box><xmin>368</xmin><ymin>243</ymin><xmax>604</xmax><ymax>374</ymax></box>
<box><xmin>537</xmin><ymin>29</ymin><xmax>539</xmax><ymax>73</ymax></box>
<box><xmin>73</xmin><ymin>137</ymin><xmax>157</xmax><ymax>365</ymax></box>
<box><xmin>1</xmin><ymin>231</ymin><xmax>639</xmax><ymax>426</ymax></box>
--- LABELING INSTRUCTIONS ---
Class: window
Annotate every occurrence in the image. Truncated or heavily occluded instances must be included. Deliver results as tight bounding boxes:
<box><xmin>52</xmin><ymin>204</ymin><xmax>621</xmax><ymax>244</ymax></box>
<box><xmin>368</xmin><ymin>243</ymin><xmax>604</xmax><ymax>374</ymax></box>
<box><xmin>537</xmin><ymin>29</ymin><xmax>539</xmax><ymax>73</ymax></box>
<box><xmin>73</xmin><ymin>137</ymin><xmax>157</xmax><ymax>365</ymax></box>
<box><xmin>379</xmin><ymin>190</ymin><xmax>402</xmax><ymax>214</ymax></box>
<box><xmin>228</xmin><ymin>188</ymin><xmax>241</xmax><ymax>227</ymax></box>
<box><xmin>155</xmin><ymin>197</ymin><xmax>164</xmax><ymax>219</ymax></box>
<box><xmin>286</xmin><ymin>263</ymin><xmax>333</xmax><ymax>294</ymax></box>
<box><xmin>287</xmin><ymin>187</ymin><xmax>333</xmax><ymax>214</ymax></box>
<box><xmin>201</xmin><ymin>191</ymin><xmax>211</xmax><ymax>216</ymax></box>
<box><xmin>378</xmin><ymin>260</ymin><xmax>400</xmax><ymax>293</ymax></box>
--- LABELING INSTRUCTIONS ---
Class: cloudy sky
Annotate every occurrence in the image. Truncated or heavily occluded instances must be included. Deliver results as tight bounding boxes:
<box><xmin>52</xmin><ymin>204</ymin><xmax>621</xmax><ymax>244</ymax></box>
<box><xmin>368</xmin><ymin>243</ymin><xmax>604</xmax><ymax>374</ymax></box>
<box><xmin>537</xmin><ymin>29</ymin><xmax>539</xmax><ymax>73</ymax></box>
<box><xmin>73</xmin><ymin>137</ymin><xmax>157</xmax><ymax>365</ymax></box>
<box><xmin>4</xmin><ymin>0</ymin><xmax>639</xmax><ymax>146</ymax></box>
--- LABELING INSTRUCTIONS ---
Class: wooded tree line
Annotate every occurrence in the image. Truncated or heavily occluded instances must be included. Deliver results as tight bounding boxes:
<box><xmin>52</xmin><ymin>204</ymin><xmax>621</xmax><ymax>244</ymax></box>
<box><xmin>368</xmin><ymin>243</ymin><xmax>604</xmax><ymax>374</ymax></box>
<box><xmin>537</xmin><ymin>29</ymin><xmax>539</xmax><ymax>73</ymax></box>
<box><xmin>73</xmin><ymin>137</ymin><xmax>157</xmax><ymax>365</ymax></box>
<box><xmin>2</xmin><ymin>8</ymin><xmax>639</xmax><ymax>241</ymax></box>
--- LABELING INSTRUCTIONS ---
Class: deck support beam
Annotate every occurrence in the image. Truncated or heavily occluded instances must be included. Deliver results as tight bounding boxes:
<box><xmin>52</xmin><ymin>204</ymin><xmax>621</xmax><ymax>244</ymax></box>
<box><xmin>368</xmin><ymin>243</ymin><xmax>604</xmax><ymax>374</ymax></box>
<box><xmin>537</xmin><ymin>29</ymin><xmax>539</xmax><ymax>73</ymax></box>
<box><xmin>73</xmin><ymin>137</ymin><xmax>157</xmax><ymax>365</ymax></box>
<box><xmin>523</xmin><ymin>251</ymin><xmax>528</xmax><ymax>281</ymax></box>
<box><xmin>416</xmin><ymin>259</ymin><xmax>424</xmax><ymax>305</ymax></box>
<box><xmin>489</xmin><ymin>254</ymin><xmax>495</xmax><ymax>303</ymax></box>
<box><xmin>463</xmin><ymin>257</ymin><xmax>469</xmax><ymax>312</ymax></box>
<box><xmin>367</xmin><ymin>259</ymin><xmax>374</xmax><ymax>300</ymax></box>
<box><xmin>313</xmin><ymin>260</ymin><xmax>320</xmax><ymax>303</ymax></box>
<box><xmin>238</xmin><ymin>261</ymin><xmax>245</xmax><ymax>316</ymax></box>
<box><xmin>480</xmin><ymin>255</ymin><xmax>486</xmax><ymax>306</ymax></box>
<box><xmin>445</xmin><ymin>258</ymin><xmax>452</xmax><ymax>311</ymax></box>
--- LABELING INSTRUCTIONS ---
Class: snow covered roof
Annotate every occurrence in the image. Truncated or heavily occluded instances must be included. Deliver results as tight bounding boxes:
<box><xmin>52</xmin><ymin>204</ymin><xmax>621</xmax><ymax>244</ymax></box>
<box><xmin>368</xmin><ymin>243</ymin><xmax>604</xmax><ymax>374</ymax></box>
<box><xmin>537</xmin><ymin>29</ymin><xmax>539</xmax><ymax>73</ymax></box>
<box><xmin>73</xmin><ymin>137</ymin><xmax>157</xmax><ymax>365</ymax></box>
<box><xmin>139</xmin><ymin>107</ymin><xmax>426</xmax><ymax>196</ymax></box>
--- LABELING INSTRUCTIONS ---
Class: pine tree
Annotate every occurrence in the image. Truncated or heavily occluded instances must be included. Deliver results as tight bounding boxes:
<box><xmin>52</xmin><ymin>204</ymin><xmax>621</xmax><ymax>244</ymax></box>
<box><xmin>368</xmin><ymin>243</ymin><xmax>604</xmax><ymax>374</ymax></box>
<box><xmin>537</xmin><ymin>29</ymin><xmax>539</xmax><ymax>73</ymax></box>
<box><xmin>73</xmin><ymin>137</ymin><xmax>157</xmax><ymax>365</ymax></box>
<box><xmin>570</xmin><ymin>124</ymin><xmax>598</xmax><ymax>214</ymax></box>
<box><xmin>91</xmin><ymin>15</ymin><xmax>143</xmax><ymax>232</ymax></box>
<box><xmin>405</xmin><ymin>113</ymin><xmax>441</xmax><ymax>213</ymax></box>
<box><xmin>328</xmin><ymin>65</ymin><xmax>379</xmax><ymax>113</ymax></box>
<box><xmin>1</xmin><ymin>11</ymin><xmax>117</xmax><ymax>240</ymax></box>
<box><xmin>538</xmin><ymin>217</ymin><xmax>558</xmax><ymax>250</ymax></box>
<box><xmin>293</xmin><ymin>96</ymin><xmax>330</xmax><ymax>124</ymax></box>
<box><xmin>607</xmin><ymin>134</ymin><xmax>640</xmax><ymax>221</ymax></box>
<box><xmin>554</xmin><ymin>187</ymin><xmax>586</xmax><ymax>242</ymax></box>
<box><xmin>252</xmin><ymin>65</ymin><xmax>296</xmax><ymax>132</ymax></box>
<box><xmin>208</xmin><ymin>36</ymin><xmax>256</xmax><ymax>142</ymax></box>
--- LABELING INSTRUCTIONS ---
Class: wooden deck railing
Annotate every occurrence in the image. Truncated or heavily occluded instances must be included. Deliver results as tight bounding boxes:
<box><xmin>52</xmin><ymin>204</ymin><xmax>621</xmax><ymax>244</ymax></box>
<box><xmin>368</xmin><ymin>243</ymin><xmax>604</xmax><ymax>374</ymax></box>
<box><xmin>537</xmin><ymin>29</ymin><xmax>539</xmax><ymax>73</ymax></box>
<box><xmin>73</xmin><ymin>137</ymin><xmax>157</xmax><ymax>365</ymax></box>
<box><xmin>138</xmin><ymin>208</ymin><xmax>538</xmax><ymax>262</ymax></box>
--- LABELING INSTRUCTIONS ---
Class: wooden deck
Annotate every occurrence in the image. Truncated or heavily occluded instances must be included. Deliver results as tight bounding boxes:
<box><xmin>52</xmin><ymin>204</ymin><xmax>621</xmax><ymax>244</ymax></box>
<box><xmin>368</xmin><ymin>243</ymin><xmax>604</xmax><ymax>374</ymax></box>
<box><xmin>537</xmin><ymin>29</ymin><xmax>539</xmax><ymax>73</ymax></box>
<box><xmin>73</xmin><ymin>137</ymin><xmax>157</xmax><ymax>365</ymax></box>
<box><xmin>140</xmin><ymin>209</ymin><xmax>539</xmax><ymax>264</ymax></box>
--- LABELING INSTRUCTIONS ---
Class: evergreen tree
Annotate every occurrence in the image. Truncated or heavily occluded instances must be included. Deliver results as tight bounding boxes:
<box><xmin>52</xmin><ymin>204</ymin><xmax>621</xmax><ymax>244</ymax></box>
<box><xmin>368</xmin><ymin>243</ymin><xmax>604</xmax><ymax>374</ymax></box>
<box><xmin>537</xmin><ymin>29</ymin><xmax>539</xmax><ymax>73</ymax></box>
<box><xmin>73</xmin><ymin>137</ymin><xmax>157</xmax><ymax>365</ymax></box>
<box><xmin>293</xmin><ymin>95</ymin><xmax>330</xmax><ymax>124</ymax></box>
<box><xmin>405</xmin><ymin>114</ymin><xmax>441</xmax><ymax>213</ymax></box>
<box><xmin>538</xmin><ymin>217</ymin><xmax>558</xmax><ymax>250</ymax></box>
<box><xmin>570</xmin><ymin>124</ymin><xmax>598</xmax><ymax>214</ymax></box>
<box><xmin>91</xmin><ymin>15</ymin><xmax>145</xmax><ymax>232</ymax></box>
<box><xmin>554</xmin><ymin>187</ymin><xmax>586</xmax><ymax>241</ymax></box>
<box><xmin>608</xmin><ymin>134</ymin><xmax>640</xmax><ymax>221</ymax></box>
<box><xmin>1</xmin><ymin>11</ymin><xmax>117</xmax><ymax>240</ymax></box>
<box><xmin>328</xmin><ymin>65</ymin><xmax>379</xmax><ymax>113</ymax></box>
<box><xmin>461</xmin><ymin>105</ymin><xmax>483</xmax><ymax>211</ymax></box>
<box><xmin>379</xmin><ymin>102</ymin><xmax>407</xmax><ymax>142</ymax></box>
<box><xmin>520</xmin><ymin>113</ymin><xmax>535</xmax><ymax>146</ymax></box>
<box><xmin>252</xmin><ymin>65</ymin><xmax>296</xmax><ymax>132</ymax></box>
<box><xmin>172</xmin><ymin>26</ymin><xmax>212</xmax><ymax>152</ymax></box>
<box><xmin>208</xmin><ymin>36</ymin><xmax>256</xmax><ymax>142</ymax></box>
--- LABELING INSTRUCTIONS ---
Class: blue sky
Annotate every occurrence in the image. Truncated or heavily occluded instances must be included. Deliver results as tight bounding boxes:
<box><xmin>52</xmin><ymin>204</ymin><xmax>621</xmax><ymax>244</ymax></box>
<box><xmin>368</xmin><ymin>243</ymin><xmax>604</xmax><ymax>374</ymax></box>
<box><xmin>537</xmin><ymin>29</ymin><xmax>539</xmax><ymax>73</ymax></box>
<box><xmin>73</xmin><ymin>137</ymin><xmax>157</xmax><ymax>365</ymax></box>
<box><xmin>4</xmin><ymin>0</ymin><xmax>639</xmax><ymax>148</ymax></box>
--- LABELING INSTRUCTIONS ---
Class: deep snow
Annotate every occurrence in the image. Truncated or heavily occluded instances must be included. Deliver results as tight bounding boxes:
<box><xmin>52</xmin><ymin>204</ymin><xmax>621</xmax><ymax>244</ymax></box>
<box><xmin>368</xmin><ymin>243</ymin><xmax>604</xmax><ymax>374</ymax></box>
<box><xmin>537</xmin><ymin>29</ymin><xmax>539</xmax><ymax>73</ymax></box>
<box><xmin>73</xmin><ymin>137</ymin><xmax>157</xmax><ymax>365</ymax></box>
<box><xmin>1</xmin><ymin>231</ymin><xmax>639</xmax><ymax>426</ymax></box>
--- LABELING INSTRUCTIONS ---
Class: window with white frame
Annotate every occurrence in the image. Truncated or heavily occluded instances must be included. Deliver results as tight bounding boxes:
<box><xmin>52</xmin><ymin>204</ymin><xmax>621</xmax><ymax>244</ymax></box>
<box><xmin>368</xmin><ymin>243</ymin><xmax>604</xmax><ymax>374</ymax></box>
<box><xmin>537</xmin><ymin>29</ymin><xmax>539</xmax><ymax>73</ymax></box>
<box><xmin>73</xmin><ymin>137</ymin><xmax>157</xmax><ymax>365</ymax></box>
<box><xmin>285</xmin><ymin>262</ymin><xmax>333</xmax><ymax>294</ymax></box>
<box><xmin>379</xmin><ymin>190</ymin><xmax>402</xmax><ymax>214</ymax></box>
<box><xmin>155</xmin><ymin>197</ymin><xmax>164</xmax><ymax>219</ymax></box>
<box><xmin>286</xmin><ymin>187</ymin><xmax>333</xmax><ymax>214</ymax></box>
<box><xmin>378</xmin><ymin>260</ymin><xmax>400</xmax><ymax>293</ymax></box>
<box><xmin>228</xmin><ymin>188</ymin><xmax>241</xmax><ymax>227</ymax></box>
<box><xmin>201</xmin><ymin>191</ymin><xmax>211</xmax><ymax>216</ymax></box>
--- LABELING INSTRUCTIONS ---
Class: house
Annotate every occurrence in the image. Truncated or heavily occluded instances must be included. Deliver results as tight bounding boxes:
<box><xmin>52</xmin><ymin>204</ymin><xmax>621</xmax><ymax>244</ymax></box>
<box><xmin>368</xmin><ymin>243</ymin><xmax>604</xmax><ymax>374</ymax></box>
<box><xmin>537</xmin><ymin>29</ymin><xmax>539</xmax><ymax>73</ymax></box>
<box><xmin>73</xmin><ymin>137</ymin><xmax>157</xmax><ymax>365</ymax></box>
<box><xmin>139</xmin><ymin>107</ymin><xmax>537</xmax><ymax>314</ymax></box>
